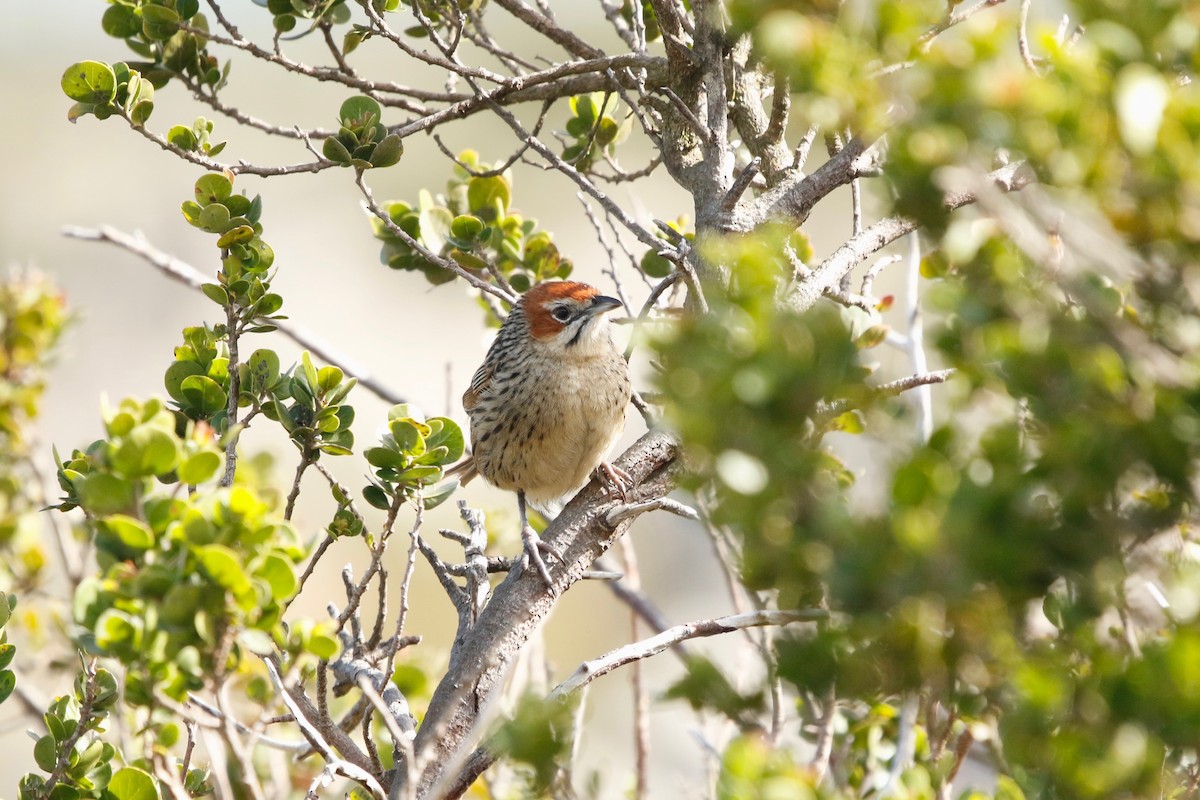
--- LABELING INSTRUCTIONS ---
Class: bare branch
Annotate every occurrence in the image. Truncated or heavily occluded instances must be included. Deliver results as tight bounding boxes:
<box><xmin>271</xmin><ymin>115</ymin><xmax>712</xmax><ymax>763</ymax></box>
<box><xmin>263</xmin><ymin>657</ymin><xmax>379</xmax><ymax>786</ymax></box>
<box><xmin>786</xmin><ymin>161</ymin><xmax>1034</xmax><ymax>313</ymax></box>
<box><xmin>742</xmin><ymin>137</ymin><xmax>871</xmax><ymax>230</ymax></box>
<box><xmin>605</xmin><ymin>496</ymin><xmax>699</xmax><ymax>526</ymax></box>
<box><xmin>490</xmin><ymin>0</ymin><xmax>605</xmax><ymax>59</ymax></box>
<box><xmin>121</xmin><ymin>107</ymin><xmax>331</xmax><ymax>176</ymax></box>
<box><xmin>552</xmin><ymin>609</ymin><xmax>826</xmax><ymax>698</ymax></box>
<box><xmin>917</xmin><ymin>0</ymin><xmax>1008</xmax><ymax>51</ymax></box>
<box><xmin>60</xmin><ymin>225</ymin><xmax>407</xmax><ymax>406</ymax></box>
<box><xmin>410</xmin><ymin>430</ymin><xmax>679</xmax><ymax>796</ymax></box>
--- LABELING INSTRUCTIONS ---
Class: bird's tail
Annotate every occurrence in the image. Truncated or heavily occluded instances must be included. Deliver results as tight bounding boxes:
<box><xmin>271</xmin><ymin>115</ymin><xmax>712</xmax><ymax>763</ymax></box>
<box><xmin>444</xmin><ymin>455</ymin><xmax>478</xmax><ymax>486</ymax></box>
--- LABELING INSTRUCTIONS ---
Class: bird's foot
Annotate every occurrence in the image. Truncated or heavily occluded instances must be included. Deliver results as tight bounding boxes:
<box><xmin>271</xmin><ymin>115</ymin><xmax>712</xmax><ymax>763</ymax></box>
<box><xmin>594</xmin><ymin>462</ymin><xmax>634</xmax><ymax>501</ymax></box>
<box><xmin>522</xmin><ymin>525</ymin><xmax>561</xmax><ymax>587</ymax></box>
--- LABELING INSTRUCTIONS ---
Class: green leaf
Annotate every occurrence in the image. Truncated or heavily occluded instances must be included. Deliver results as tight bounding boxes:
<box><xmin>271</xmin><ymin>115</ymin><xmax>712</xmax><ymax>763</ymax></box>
<box><xmin>178</xmin><ymin>451</ymin><xmax>222</xmax><ymax>485</ymax></box>
<box><xmin>180</xmin><ymin>200</ymin><xmax>203</xmax><ymax>225</ymax></box>
<box><xmin>164</xmin><ymin>360</ymin><xmax>206</xmax><ymax>403</ymax></box>
<box><xmin>301</xmin><ymin>352</ymin><xmax>320</xmax><ymax>397</ymax></box>
<box><xmin>421</xmin><ymin>480</ymin><xmax>457</xmax><ymax>510</ymax></box>
<box><xmin>223</xmin><ymin>194</ymin><xmax>251</xmax><ymax>216</ymax></box>
<box><xmin>255</xmin><ymin>554</ymin><xmax>297</xmax><ymax>601</ymax></box>
<box><xmin>67</xmin><ymin>102</ymin><xmax>96</xmax><ymax>123</ymax></box>
<box><xmin>112</xmin><ymin>427</ymin><xmax>181</xmax><ymax>477</ymax></box>
<box><xmin>397</xmin><ymin>465</ymin><xmax>441</xmax><ymax>484</ymax></box>
<box><xmin>254</xmin><ymin>293</ymin><xmax>283</xmax><ymax>316</ymax></box>
<box><xmin>194</xmin><ymin>173</ymin><xmax>233</xmax><ymax>205</ymax></box>
<box><xmin>640</xmin><ymin>249</ymin><xmax>674</xmax><ymax>278</ymax></box>
<box><xmin>467</xmin><ymin>175</ymin><xmax>511</xmax><ymax>219</ymax></box>
<box><xmin>127</xmin><ymin>84</ymin><xmax>154</xmax><ymax>126</ymax></box>
<box><xmin>388</xmin><ymin>419</ymin><xmax>425</xmax><ymax>455</ymax></box>
<box><xmin>195</xmin><ymin>544</ymin><xmax>250</xmax><ymax>594</ymax></box>
<box><xmin>198</xmin><ymin>202</ymin><xmax>231</xmax><ymax>233</ymax></box>
<box><xmin>305</xmin><ymin>631</ymin><xmax>340</xmax><ymax>660</ymax></box>
<box><xmin>107</xmin><ymin>766</ymin><xmax>160</xmax><ymax>800</ymax></box>
<box><xmin>418</xmin><ymin>205</ymin><xmax>453</xmax><ymax>253</ymax></box>
<box><xmin>201</xmin><ymin>283</ymin><xmax>229</xmax><ymax>306</ymax></box>
<box><xmin>365</xmin><ymin>447</ymin><xmax>407</xmax><ymax>470</ymax></box>
<box><xmin>828</xmin><ymin>410</ymin><xmax>865</xmax><ymax>434</ymax></box>
<box><xmin>216</xmin><ymin>225</ymin><xmax>256</xmax><ymax>248</ymax></box>
<box><xmin>325</xmin><ymin>376</ymin><xmax>357</xmax><ymax>407</ymax></box>
<box><xmin>425</xmin><ymin>417</ymin><xmax>465</xmax><ymax>463</ymax></box>
<box><xmin>573</xmin><ymin>93</ymin><xmax>598</xmax><ymax>124</ymax></box>
<box><xmin>75</xmin><ymin>739</ymin><xmax>107</xmax><ymax>775</ymax></box>
<box><xmin>93</xmin><ymin>668</ymin><xmax>119</xmax><ymax>709</ymax></box>
<box><xmin>338</xmin><ymin>95</ymin><xmax>383</xmax><ymax>128</ymax></box>
<box><xmin>344</xmin><ymin>28</ymin><xmax>368</xmax><ymax>54</ymax></box>
<box><xmin>76</xmin><ymin>473</ymin><xmax>134</xmax><ymax>515</ymax></box>
<box><xmin>237</xmin><ymin>628</ymin><xmax>275</xmax><ymax>656</ymax></box>
<box><xmin>247</xmin><ymin>349</ymin><xmax>281</xmax><ymax>392</ymax></box>
<box><xmin>450</xmin><ymin>214</ymin><xmax>485</xmax><ymax>243</ymax></box>
<box><xmin>180</xmin><ymin>375</ymin><xmax>228</xmax><ymax>417</ymax></box>
<box><xmin>317</xmin><ymin>366</ymin><xmax>344</xmax><ymax>393</ymax></box>
<box><xmin>101</xmin><ymin>514</ymin><xmax>155</xmax><ymax>550</ymax></box>
<box><xmin>141</xmin><ymin>5</ymin><xmax>181</xmax><ymax>40</ymax></box>
<box><xmin>363</xmin><ymin>484</ymin><xmax>391</xmax><ymax>510</ymax></box>
<box><xmin>369</xmin><ymin>134</ymin><xmax>404</xmax><ymax>168</ymax></box>
<box><xmin>102</xmin><ymin>5</ymin><xmax>142</xmax><ymax>38</ymax></box>
<box><xmin>34</xmin><ymin>734</ymin><xmax>57</xmax><ymax>772</ymax></box>
<box><xmin>61</xmin><ymin>61</ymin><xmax>116</xmax><ymax>105</ymax></box>
<box><xmin>0</xmin><ymin>643</ymin><xmax>12</xmax><ymax>671</ymax></box>
<box><xmin>322</xmin><ymin>136</ymin><xmax>352</xmax><ymax>165</ymax></box>
<box><xmin>0</xmin><ymin>670</ymin><xmax>14</xmax><ymax>705</ymax></box>
<box><xmin>854</xmin><ymin>324</ymin><xmax>889</xmax><ymax>350</ymax></box>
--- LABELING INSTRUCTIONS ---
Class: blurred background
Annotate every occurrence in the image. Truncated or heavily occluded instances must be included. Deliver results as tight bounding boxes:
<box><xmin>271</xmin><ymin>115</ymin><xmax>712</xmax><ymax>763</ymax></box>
<box><xmin>0</xmin><ymin>1</ymin><xmax>885</xmax><ymax>794</ymax></box>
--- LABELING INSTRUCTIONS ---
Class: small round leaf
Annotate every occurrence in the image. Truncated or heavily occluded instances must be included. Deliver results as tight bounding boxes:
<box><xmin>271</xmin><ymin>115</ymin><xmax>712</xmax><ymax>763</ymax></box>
<box><xmin>61</xmin><ymin>61</ymin><xmax>116</xmax><ymax>105</ymax></box>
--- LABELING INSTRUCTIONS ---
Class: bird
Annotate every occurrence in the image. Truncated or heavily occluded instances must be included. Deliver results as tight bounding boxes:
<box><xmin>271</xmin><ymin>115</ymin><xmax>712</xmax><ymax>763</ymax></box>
<box><xmin>450</xmin><ymin>280</ymin><xmax>633</xmax><ymax>586</ymax></box>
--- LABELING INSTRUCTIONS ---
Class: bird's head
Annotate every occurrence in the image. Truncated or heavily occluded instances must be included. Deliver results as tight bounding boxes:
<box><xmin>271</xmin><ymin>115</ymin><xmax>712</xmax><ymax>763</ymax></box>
<box><xmin>523</xmin><ymin>281</ymin><xmax>623</xmax><ymax>355</ymax></box>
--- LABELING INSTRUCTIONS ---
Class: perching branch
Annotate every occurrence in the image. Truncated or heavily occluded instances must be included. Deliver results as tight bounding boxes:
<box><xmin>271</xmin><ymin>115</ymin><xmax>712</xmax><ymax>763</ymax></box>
<box><xmin>405</xmin><ymin>429</ymin><xmax>679</xmax><ymax>798</ymax></box>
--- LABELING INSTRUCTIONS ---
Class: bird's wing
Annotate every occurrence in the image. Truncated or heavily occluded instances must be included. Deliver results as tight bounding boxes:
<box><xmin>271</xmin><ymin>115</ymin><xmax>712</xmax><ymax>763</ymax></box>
<box><xmin>462</xmin><ymin>361</ymin><xmax>493</xmax><ymax>412</ymax></box>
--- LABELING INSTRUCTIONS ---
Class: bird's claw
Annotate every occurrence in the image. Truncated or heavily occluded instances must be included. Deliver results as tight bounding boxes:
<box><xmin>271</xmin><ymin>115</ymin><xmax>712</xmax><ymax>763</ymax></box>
<box><xmin>594</xmin><ymin>462</ymin><xmax>634</xmax><ymax>501</ymax></box>
<box><xmin>522</xmin><ymin>525</ymin><xmax>560</xmax><ymax>586</ymax></box>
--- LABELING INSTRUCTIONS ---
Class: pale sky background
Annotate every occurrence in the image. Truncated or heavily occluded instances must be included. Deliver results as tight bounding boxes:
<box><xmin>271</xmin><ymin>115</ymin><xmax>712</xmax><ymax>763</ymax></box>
<box><xmin>0</xmin><ymin>1</ymin><xmax>893</xmax><ymax>794</ymax></box>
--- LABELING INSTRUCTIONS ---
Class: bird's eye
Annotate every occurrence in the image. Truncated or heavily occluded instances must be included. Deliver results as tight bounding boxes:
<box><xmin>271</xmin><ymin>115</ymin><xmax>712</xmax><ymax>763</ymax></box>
<box><xmin>551</xmin><ymin>306</ymin><xmax>572</xmax><ymax>323</ymax></box>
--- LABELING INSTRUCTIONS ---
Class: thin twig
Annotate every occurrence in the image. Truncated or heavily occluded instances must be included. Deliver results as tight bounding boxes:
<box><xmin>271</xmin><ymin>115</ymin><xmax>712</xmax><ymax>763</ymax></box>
<box><xmin>60</xmin><ymin>225</ymin><xmax>407</xmax><ymax>405</ymax></box>
<box><xmin>552</xmin><ymin>609</ymin><xmax>827</xmax><ymax>697</ymax></box>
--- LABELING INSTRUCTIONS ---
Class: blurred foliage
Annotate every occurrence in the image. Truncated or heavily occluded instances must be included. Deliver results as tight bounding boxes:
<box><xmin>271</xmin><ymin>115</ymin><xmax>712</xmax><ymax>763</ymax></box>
<box><xmin>653</xmin><ymin>2</ymin><xmax>1200</xmax><ymax>797</ymax></box>
<box><xmin>490</xmin><ymin>693</ymin><xmax>578</xmax><ymax>794</ymax></box>
<box><xmin>0</xmin><ymin>274</ymin><xmax>68</xmax><ymax>592</ymax></box>
<box><xmin>371</xmin><ymin>150</ymin><xmax>573</xmax><ymax>293</ymax></box>
<box><xmin>0</xmin><ymin>591</ymin><xmax>16</xmax><ymax>707</ymax></box>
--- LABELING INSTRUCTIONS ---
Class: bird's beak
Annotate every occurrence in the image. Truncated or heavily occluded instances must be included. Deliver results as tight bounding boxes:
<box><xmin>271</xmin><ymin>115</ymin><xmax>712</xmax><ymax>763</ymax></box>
<box><xmin>587</xmin><ymin>295</ymin><xmax>622</xmax><ymax>316</ymax></box>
